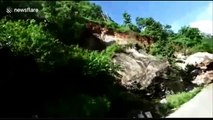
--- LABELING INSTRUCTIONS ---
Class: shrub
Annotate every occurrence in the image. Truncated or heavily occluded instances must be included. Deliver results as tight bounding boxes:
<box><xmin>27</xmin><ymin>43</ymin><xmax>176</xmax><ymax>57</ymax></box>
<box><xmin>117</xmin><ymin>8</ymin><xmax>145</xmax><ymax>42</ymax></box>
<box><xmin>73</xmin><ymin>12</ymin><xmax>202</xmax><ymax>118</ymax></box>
<box><xmin>0</xmin><ymin>19</ymin><xmax>69</xmax><ymax>70</ymax></box>
<box><xmin>116</xmin><ymin>25</ymin><xmax>131</xmax><ymax>33</ymax></box>
<box><xmin>82</xmin><ymin>49</ymin><xmax>118</xmax><ymax>76</ymax></box>
<box><xmin>104</xmin><ymin>21</ymin><xmax>119</xmax><ymax>30</ymax></box>
<box><xmin>188</xmin><ymin>38</ymin><xmax>213</xmax><ymax>54</ymax></box>
<box><xmin>148</xmin><ymin>40</ymin><xmax>175</xmax><ymax>59</ymax></box>
<box><xmin>166</xmin><ymin>87</ymin><xmax>202</xmax><ymax>109</ymax></box>
<box><xmin>0</xmin><ymin>19</ymin><xmax>119</xmax><ymax>75</ymax></box>
<box><xmin>103</xmin><ymin>44</ymin><xmax>123</xmax><ymax>56</ymax></box>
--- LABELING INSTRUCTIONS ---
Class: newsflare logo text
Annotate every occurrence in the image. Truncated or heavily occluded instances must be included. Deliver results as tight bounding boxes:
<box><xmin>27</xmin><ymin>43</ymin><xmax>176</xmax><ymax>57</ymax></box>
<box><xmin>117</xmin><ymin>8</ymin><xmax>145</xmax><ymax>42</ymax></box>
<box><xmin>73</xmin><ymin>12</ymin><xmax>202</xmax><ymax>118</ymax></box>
<box><xmin>6</xmin><ymin>7</ymin><xmax>39</xmax><ymax>14</ymax></box>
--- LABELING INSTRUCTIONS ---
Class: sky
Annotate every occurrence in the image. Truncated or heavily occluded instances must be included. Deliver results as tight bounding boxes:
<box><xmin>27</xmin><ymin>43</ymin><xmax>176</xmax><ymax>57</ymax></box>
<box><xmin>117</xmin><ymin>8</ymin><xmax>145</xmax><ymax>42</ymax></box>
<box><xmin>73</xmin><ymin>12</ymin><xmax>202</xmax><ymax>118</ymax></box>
<box><xmin>91</xmin><ymin>1</ymin><xmax>213</xmax><ymax>35</ymax></box>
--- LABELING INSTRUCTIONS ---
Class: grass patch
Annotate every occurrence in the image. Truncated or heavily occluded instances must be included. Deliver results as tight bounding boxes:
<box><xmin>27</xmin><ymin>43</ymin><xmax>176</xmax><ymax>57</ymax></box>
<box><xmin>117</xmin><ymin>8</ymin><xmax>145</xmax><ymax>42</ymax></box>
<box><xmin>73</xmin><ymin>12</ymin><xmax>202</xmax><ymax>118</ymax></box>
<box><xmin>166</xmin><ymin>87</ymin><xmax>202</xmax><ymax>109</ymax></box>
<box><xmin>158</xmin><ymin>86</ymin><xmax>203</xmax><ymax>117</ymax></box>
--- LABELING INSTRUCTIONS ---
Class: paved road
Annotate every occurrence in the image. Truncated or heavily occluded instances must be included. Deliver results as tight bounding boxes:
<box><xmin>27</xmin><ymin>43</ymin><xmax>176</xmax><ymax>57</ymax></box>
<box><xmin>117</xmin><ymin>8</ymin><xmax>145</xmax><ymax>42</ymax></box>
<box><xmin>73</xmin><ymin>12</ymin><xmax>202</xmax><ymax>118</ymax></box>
<box><xmin>167</xmin><ymin>84</ymin><xmax>213</xmax><ymax>118</ymax></box>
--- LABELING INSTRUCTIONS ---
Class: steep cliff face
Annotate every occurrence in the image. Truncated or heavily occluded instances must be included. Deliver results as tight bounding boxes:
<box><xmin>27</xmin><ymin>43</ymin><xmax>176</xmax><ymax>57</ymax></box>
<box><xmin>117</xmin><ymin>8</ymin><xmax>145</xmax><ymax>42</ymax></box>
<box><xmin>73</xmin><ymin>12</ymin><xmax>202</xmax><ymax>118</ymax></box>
<box><xmin>86</xmin><ymin>22</ymin><xmax>154</xmax><ymax>46</ymax></box>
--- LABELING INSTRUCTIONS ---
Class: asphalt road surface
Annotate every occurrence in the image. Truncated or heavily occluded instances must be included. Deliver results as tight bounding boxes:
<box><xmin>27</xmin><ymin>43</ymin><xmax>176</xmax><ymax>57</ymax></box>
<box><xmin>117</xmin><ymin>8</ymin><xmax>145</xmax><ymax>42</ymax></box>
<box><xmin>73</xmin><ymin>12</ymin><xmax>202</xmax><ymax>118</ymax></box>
<box><xmin>167</xmin><ymin>84</ymin><xmax>213</xmax><ymax>118</ymax></box>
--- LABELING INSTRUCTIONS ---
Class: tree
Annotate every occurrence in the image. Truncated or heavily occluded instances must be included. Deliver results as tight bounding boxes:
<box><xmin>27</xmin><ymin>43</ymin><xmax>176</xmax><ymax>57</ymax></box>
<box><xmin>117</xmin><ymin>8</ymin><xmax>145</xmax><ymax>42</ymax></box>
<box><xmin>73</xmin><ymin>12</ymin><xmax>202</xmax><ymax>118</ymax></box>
<box><xmin>136</xmin><ymin>17</ymin><xmax>144</xmax><ymax>31</ymax></box>
<box><xmin>78</xmin><ymin>1</ymin><xmax>105</xmax><ymax>21</ymax></box>
<box><xmin>135</xmin><ymin>17</ymin><xmax>169</xmax><ymax>41</ymax></box>
<box><xmin>37</xmin><ymin>1</ymin><xmax>108</xmax><ymax>45</ymax></box>
<box><xmin>122</xmin><ymin>11</ymin><xmax>131</xmax><ymax>25</ymax></box>
<box><xmin>129</xmin><ymin>24</ymin><xmax>140</xmax><ymax>33</ymax></box>
<box><xmin>122</xmin><ymin>12</ymin><xmax>140</xmax><ymax>32</ymax></box>
<box><xmin>172</xmin><ymin>26</ymin><xmax>203</xmax><ymax>49</ymax></box>
<box><xmin>164</xmin><ymin>25</ymin><xmax>175</xmax><ymax>37</ymax></box>
<box><xmin>177</xmin><ymin>26</ymin><xmax>203</xmax><ymax>44</ymax></box>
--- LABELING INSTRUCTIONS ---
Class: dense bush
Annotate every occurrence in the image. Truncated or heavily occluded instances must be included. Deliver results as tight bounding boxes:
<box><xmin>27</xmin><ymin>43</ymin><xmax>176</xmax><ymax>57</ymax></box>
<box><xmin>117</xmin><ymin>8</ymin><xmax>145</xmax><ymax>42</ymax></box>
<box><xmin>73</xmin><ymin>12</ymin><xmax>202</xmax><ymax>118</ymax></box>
<box><xmin>0</xmin><ymin>19</ymin><xmax>118</xmax><ymax>74</ymax></box>
<box><xmin>188</xmin><ymin>37</ymin><xmax>213</xmax><ymax>54</ymax></box>
<box><xmin>148</xmin><ymin>40</ymin><xmax>175</xmax><ymax>59</ymax></box>
<box><xmin>0</xmin><ymin>0</ymin><xmax>211</xmax><ymax>118</ymax></box>
<box><xmin>104</xmin><ymin>20</ymin><xmax>120</xmax><ymax>30</ymax></box>
<box><xmin>116</xmin><ymin>25</ymin><xmax>131</xmax><ymax>33</ymax></box>
<box><xmin>0</xmin><ymin>19</ymin><xmax>119</xmax><ymax>118</ymax></box>
<box><xmin>0</xmin><ymin>19</ymin><xmax>68</xmax><ymax>70</ymax></box>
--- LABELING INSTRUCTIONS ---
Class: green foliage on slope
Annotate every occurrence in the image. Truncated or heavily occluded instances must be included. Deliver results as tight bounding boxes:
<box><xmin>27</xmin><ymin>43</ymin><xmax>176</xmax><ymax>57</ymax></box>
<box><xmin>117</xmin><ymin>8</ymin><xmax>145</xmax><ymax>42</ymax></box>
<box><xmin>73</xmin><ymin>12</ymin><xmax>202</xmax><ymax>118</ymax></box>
<box><xmin>0</xmin><ymin>19</ymin><xmax>120</xmax><ymax>117</ymax></box>
<box><xmin>0</xmin><ymin>0</ymin><xmax>212</xmax><ymax>118</ymax></box>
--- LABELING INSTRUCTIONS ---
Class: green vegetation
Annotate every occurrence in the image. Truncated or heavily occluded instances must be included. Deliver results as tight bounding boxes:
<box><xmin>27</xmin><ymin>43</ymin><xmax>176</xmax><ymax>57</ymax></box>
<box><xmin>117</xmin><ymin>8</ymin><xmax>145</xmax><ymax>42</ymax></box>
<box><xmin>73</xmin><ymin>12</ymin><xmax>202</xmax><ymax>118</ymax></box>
<box><xmin>0</xmin><ymin>0</ymin><xmax>212</xmax><ymax>118</ymax></box>
<box><xmin>158</xmin><ymin>87</ymin><xmax>203</xmax><ymax>116</ymax></box>
<box><xmin>188</xmin><ymin>36</ymin><xmax>213</xmax><ymax>54</ymax></box>
<box><xmin>166</xmin><ymin>87</ymin><xmax>202</xmax><ymax>109</ymax></box>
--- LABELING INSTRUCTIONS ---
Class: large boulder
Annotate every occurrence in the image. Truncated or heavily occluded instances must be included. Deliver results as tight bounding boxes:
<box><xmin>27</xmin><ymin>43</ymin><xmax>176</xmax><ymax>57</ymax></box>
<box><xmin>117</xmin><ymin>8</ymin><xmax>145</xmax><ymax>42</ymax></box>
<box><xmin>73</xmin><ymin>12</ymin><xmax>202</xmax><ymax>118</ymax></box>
<box><xmin>184</xmin><ymin>52</ymin><xmax>213</xmax><ymax>70</ymax></box>
<box><xmin>112</xmin><ymin>47</ymin><xmax>170</xmax><ymax>90</ymax></box>
<box><xmin>177</xmin><ymin>52</ymin><xmax>213</xmax><ymax>85</ymax></box>
<box><xmin>192</xmin><ymin>70</ymin><xmax>213</xmax><ymax>85</ymax></box>
<box><xmin>175</xmin><ymin>52</ymin><xmax>213</xmax><ymax>70</ymax></box>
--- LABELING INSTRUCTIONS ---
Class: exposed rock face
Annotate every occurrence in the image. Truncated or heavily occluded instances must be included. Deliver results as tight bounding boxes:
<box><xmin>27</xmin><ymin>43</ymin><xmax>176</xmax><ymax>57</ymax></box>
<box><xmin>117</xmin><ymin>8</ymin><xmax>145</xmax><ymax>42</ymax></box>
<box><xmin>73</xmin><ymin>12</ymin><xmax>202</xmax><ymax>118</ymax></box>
<box><xmin>112</xmin><ymin>47</ymin><xmax>170</xmax><ymax>90</ymax></box>
<box><xmin>86</xmin><ymin>22</ymin><xmax>154</xmax><ymax>46</ymax></box>
<box><xmin>192</xmin><ymin>71</ymin><xmax>213</xmax><ymax>85</ymax></box>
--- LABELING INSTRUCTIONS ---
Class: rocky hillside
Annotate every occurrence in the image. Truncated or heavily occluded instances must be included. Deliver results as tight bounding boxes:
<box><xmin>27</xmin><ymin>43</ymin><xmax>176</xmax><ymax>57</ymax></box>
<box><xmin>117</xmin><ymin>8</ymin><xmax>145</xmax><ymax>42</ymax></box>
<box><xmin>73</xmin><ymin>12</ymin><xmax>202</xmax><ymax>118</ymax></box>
<box><xmin>0</xmin><ymin>1</ymin><xmax>212</xmax><ymax>119</ymax></box>
<box><xmin>86</xmin><ymin>22</ymin><xmax>154</xmax><ymax>46</ymax></box>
